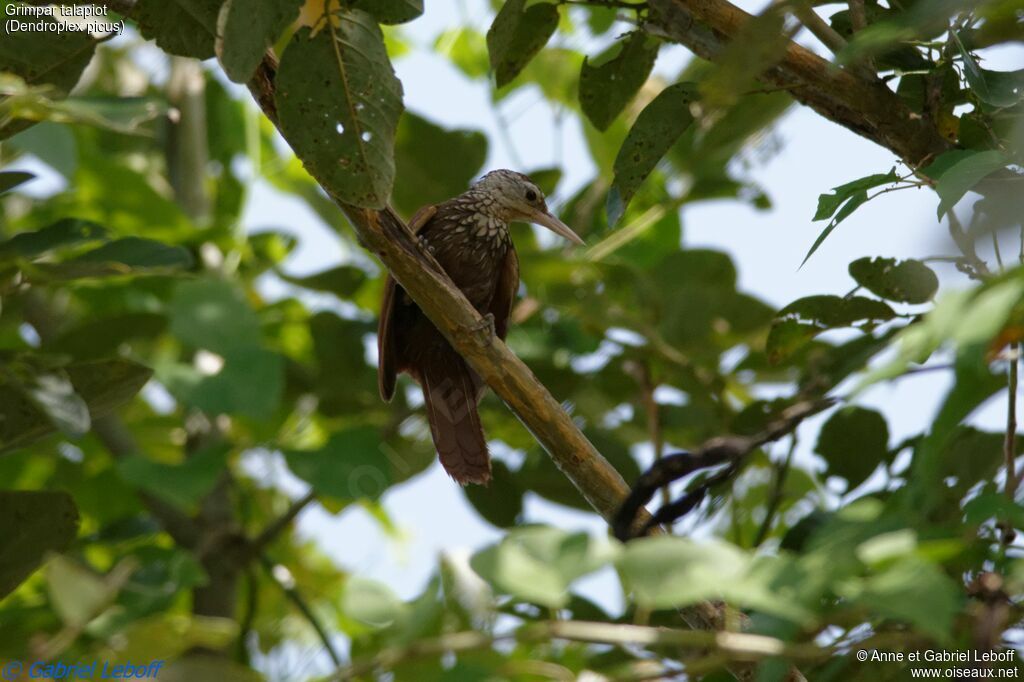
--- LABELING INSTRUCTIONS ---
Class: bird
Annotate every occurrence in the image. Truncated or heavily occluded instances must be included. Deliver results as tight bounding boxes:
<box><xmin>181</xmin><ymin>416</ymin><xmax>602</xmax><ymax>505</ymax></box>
<box><xmin>377</xmin><ymin>170</ymin><xmax>584</xmax><ymax>486</ymax></box>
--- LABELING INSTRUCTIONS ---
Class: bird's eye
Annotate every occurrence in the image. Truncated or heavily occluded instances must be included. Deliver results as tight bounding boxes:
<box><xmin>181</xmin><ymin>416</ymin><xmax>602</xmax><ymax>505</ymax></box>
<box><xmin>525</xmin><ymin>189</ymin><xmax>537</xmax><ymax>202</ymax></box>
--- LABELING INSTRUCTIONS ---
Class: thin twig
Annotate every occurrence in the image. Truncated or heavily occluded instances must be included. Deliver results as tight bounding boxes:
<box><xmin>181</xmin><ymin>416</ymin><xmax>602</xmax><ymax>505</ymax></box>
<box><xmin>1005</xmin><ymin>346</ymin><xmax>1019</xmax><ymax>505</ymax></box>
<box><xmin>260</xmin><ymin>555</ymin><xmax>343</xmax><ymax>667</ymax></box>
<box><xmin>251</xmin><ymin>490</ymin><xmax>317</xmax><ymax>553</ymax></box>
<box><xmin>626</xmin><ymin>361</ymin><xmax>670</xmax><ymax>508</ymax></box>
<box><xmin>753</xmin><ymin>434</ymin><xmax>797</xmax><ymax>547</ymax></box>
<box><xmin>331</xmin><ymin>620</ymin><xmax>832</xmax><ymax>680</ymax></box>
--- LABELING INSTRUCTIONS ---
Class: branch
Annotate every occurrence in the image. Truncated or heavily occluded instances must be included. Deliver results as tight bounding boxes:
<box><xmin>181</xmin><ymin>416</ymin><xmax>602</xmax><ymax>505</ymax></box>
<box><xmin>251</xmin><ymin>490</ymin><xmax>317</xmax><ymax>553</ymax></box>
<box><xmin>245</xmin><ymin>56</ymin><xmax>643</xmax><ymax>529</ymax></box>
<box><xmin>260</xmin><ymin>555</ymin><xmax>343</xmax><ymax>667</ymax></box>
<box><xmin>645</xmin><ymin>0</ymin><xmax>952</xmax><ymax>166</ymax></box>
<box><xmin>332</xmin><ymin>619</ymin><xmax>831</xmax><ymax>679</ymax></box>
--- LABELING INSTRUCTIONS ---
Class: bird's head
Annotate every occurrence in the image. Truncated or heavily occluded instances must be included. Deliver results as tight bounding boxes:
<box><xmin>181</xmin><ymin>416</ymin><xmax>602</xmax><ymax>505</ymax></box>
<box><xmin>473</xmin><ymin>169</ymin><xmax>584</xmax><ymax>245</ymax></box>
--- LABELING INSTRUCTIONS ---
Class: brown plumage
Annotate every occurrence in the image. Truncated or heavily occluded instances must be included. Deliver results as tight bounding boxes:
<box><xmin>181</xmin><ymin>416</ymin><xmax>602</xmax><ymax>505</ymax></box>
<box><xmin>377</xmin><ymin>170</ymin><xmax>584</xmax><ymax>485</ymax></box>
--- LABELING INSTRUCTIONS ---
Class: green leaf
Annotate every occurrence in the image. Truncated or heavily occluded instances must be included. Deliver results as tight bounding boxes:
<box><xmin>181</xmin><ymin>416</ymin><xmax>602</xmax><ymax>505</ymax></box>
<box><xmin>927</xmin><ymin>149</ymin><xmax>1008</xmax><ymax>218</ymax></box>
<box><xmin>0</xmin><ymin>170</ymin><xmax>34</xmax><ymax>195</ymax></box>
<box><xmin>470</xmin><ymin>527</ymin><xmax>616</xmax><ymax>608</ymax></box>
<box><xmin>46</xmin><ymin>555</ymin><xmax>110</xmax><ymax>627</ymax></box>
<box><xmin>954</xmin><ymin>32</ymin><xmax>1024</xmax><ymax>108</ymax></box>
<box><xmin>803</xmin><ymin>170</ymin><xmax>898</xmax><ymax>266</ymax></box>
<box><xmin>766</xmin><ymin>320</ymin><xmax>821</xmax><ymax>365</ymax></box>
<box><xmin>280</xmin><ymin>264</ymin><xmax>368</xmax><ymax>298</ymax></box>
<box><xmin>838</xmin><ymin>557</ymin><xmax>961</xmax><ymax>641</ymax></box>
<box><xmin>285</xmin><ymin>427</ymin><xmax>391</xmax><ymax>502</ymax></box>
<box><xmin>778</xmin><ymin>295</ymin><xmax>896</xmax><ymax>328</ymax></box>
<box><xmin>486</xmin><ymin>0</ymin><xmax>560</xmax><ymax>88</ymax></box>
<box><xmin>188</xmin><ymin>346</ymin><xmax>283</xmax><ymax>418</ymax></box>
<box><xmin>0</xmin><ymin>359</ymin><xmax>152</xmax><ymax>453</ymax></box>
<box><xmin>341</xmin><ymin>576</ymin><xmax>406</xmax><ymax>628</ymax></box>
<box><xmin>464</xmin><ymin>460</ymin><xmax>523</xmax><ymax>528</ymax></box>
<box><xmin>434</xmin><ymin>27</ymin><xmax>490</xmax><ymax>79</ymax></box>
<box><xmin>116</xmin><ymin>447</ymin><xmax>229</xmax><ymax>512</ymax></box>
<box><xmin>349</xmin><ymin>0</ymin><xmax>423</xmax><ymax>24</ymax></box>
<box><xmin>0</xmin><ymin>219</ymin><xmax>108</xmax><ymax>263</ymax></box>
<box><xmin>392</xmin><ymin>112</ymin><xmax>487</xmax><ymax>216</ymax></box>
<box><xmin>815</xmin><ymin>407</ymin><xmax>890</xmax><ymax>488</ymax></box>
<box><xmin>169</xmin><ymin>279</ymin><xmax>261</xmax><ymax>356</ymax></box>
<box><xmin>22</xmin><ymin>369</ymin><xmax>91</xmax><ymax>438</ymax></box>
<box><xmin>133</xmin><ymin>0</ymin><xmax>222</xmax><ymax>59</ymax></box>
<box><xmin>276</xmin><ymin>13</ymin><xmax>404</xmax><ymax>208</ymax></box>
<box><xmin>216</xmin><ymin>0</ymin><xmax>303</xmax><ymax>82</ymax></box>
<box><xmin>0</xmin><ymin>491</ymin><xmax>78</xmax><ymax>599</ymax></box>
<box><xmin>812</xmin><ymin>172</ymin><xmax>898</xmax><ymax>222</ymax></box>
<box><xmin>579</xmin><ymin>32</ymin><xmax>659</xmax><ymax>131</ymax></box>
<box><xmin>15</xmin><ymin>96</ymin><xmax>167</xmax><ymax>135</ymax></box>
<box><xmin>617</xmin><ymin>536</ymin><xmax>746</xmax><ymax>609</ymax></box>
<box><xmin>608</xmin><ymin>82</ymin><xmax>699</xmax><ymax>225</ymax></box>
<box><xmin>848</xmin><ymin>257</ymin><xmax>939</xmax><ymax>304</ymax></box>
<box><xmin>31</xmin><ymin>237</ymin><xmax>195</xmax><ymax>280</ymax></box>
<box><xmin>0</xmin><ymin>0</ymin><xmax>96</xmax><ymax>93</ymax></box>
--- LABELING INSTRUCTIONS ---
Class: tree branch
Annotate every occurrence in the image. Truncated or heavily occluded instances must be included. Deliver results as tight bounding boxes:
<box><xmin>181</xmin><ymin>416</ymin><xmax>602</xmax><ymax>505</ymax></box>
<box><xmin>645</xmin><ymin>0</ymin><xmax>952</xmax><ymax>166</ymax></box>
<box><xmin>245</xmin><ymin>56</ymin><xmax>643</xmax><ymax>529</ymax></box>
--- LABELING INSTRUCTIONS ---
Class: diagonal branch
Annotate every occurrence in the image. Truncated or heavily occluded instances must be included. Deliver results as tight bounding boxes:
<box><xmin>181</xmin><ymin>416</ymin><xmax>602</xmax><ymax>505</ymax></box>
<box><xmin>645</xmin><ymin>0</ymin><xmax>953</xmax><ymax>167</ymax></box>
<box><xmin>246</xmin><ymin>56</ymin><xmax>642</xmax><ymax>528</ymax></box>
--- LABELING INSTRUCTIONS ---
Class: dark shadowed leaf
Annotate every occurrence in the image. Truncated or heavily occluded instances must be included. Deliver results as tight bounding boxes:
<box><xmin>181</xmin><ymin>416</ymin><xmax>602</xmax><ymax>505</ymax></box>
<box><xmin>486</xmin><ymin>0</ymin><xmax>559</xmax><ymax>88</ymax></box>
<box><xmin>848</xmin><ymin>257</ymin><xmax>938</xmax><ymax>304</ymax></box>
<box><xmin>1</xmin><ymin>359</ymin><xmax>152</xmax><ymax>453</ymax></box>
<box><xmin>0</xmin><ymin>0</ymin><xmax>96</xmax><ymax>93</ymax></box>
<box><xmin>285</xmin><ymin>427</ymin><xmax>392</xmax><ymax>502</ymax></box>
<box><xmin>22</xmin><ymin>369</ymin><xmax>91</xmax><ymax>438</ymax></box>
<box><xmin>954</xmin><ymin>32</ymin><xmax>1024</xmax><ymax>108</ymax></box>
<box><xmin>350</xmin><ymin>0</ymin><xmax>423</xmax><ymax>24</ymax></box>
<box><xmin>0</xmin><ymin>171</ymin><xmax>34</xmax><ymax>195</ymax></box>
<box><xmin>276</xmin><ymin>13</ymin><xmax>404</xmax><ymax>208</ymax></box>
<box><xmin>117</xmin><ymin>446</ymin><xmax>229</xmax><ymax>512</ymax></box>
<box><xmin>280</xmin><ymin>264</ymin><xmax>368</xmax><ymax>298</ymax></box>
<box><xmin>0</xmin><ymin>219</ymin><xmax>108</xmax><ymax>262</ymax></box>
<box><xmin>579</xmin><ymin>32</ymin><xmax>659</xmax><ymax>131</ymax></box>
<box><xmin>216</xmin><ymin>0</ymin><xmax>303</xmax><ymax>83</ymax></box>
<box><xmin>766</xmin><ymin>320</ymin><xmax>821</xmax><ymax>365</ymax></box>
<box><xmin>815</xmin><ymin>407</ymin><xmax>890</xmax><ymax>487</ymax></box>
<box><xmin>925</xmin><ymin>149</ymin><xmax>1008</xmax><ymax>218</ymax></box>
<box><xmin>778</xmin><ymin>295</ymin><xmax>895</xmax><ymax>328</ymax></box>
<box><xmin>169</xmin><ymin>279</ymin><xmax>261</xmax><ymax>356</ymax></box>
<box><xmin>0</xmin><ymin>491</ymin><xmax>78</xmax><ymax>599</ymax></box>
<box><xmin>464</xmin><ymin>460</ymin><xmax>523</xmax><ymax>528</ymax></box>
<box><xmin>608</xmin><ymin>82</ymin><xmax>698</xmax><ymax>225</ymax></box>
<box><xmin>133</xmin><ymin>0</ymin><xmax>222</xmax><ymax>59</ymax></box>
<box><xmin>392</xmin><ymin>112</ymin><xmax>487</xmax><ymax>216</ymax></box>
<box><xmin>803</xmin><ymin>170</ymin><xmax>898</xmax><ymax>265</ymax></box>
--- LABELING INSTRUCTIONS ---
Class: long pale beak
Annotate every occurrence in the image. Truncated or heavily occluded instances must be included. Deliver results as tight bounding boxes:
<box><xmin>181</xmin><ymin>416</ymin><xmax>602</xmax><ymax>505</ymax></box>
<box><xmin>528</xmin><ymin>208</ymin><xmax>585</xmax><ymax>246</ymax></box>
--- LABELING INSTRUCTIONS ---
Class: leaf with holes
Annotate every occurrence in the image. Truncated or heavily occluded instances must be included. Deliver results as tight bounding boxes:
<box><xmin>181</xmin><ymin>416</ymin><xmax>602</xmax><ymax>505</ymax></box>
<box><xmin>217</xmin><ymin>0</ymin><xmax>304</xmax><ymax>83</ymax></box>
<box><xmin>608</xmin><ymin>82</ymin><xmax>698</xmax><ymax>225</ymax></box>
<box><xmin>778</xmin><ymin>295</ymin><xmax>896</xmax><ymax>328</ymax></box>
<box><xmin>579</xmin><ymin>32</ymin><xmax>659</xmax><ymax>131</ymax></box>
<box><xmin>276</xmin><ymin>12</ymin><xmax>404</xmax><ymax>208</ymax></box>
<box><xmin>849</xmin><ymin>257</ymin><xmax>938</xmax><ymax>304</ymax></box>
<box><xmin>954</xmin><ymin>32</ymin><xmax>1024</xmax><ymax>108</ymax></box>
<box><xmin>486</xmin><ymin>0</ymin><xmax>559</xmax><ymax>88</ymax></box>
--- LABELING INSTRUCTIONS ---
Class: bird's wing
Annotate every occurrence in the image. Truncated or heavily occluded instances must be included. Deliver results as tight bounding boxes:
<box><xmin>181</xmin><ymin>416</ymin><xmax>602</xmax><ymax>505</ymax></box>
<box><xmin>378</xmin><ymin>204</ymin><xmax>438</xmax><ymax>402</ymax></box>
<box><xmin>488</xmin><ymin>245</ymin><xmax>520</xmax><ymax>340</ymax></box>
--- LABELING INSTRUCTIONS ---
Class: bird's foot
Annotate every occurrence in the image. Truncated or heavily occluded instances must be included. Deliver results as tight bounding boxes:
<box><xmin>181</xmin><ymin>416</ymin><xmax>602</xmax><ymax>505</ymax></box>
<box><xmin>468</xmin><ymin>313</ymin><xmax>496</xmax><ymax>346</ymax></box>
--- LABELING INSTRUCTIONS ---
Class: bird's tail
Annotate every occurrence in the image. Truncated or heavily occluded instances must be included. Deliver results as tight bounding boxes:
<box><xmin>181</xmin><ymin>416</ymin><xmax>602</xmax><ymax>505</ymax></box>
<box><xmin>421</xmin><ymin>353</ymin><xmax>490</xmax><ymax>485</ymax></box>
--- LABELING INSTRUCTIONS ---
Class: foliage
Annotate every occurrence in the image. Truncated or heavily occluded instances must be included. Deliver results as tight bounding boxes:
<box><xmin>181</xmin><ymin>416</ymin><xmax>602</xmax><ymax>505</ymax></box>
<box><xmin>1</xmin><ymin>0</ymin><xmax>1023</xmax><ymax>680</ymax></box>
